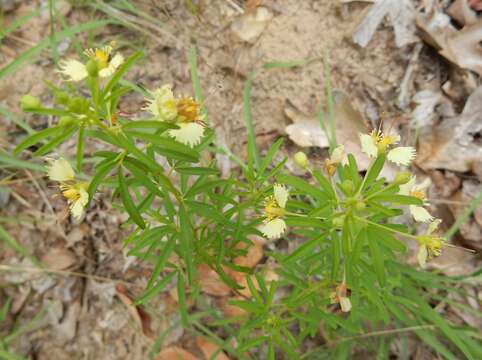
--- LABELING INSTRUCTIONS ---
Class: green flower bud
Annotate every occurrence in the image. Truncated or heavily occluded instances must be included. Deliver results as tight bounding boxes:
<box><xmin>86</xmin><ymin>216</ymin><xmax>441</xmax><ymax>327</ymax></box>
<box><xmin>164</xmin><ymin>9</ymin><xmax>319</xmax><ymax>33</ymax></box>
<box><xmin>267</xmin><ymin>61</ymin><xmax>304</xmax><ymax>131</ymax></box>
<box><xmin>294</xmin><ymin>152</ymin><xmax>309</xmax><ymax>169</ymax></box>
<box><xmin>355</xmin><ymin>201</ymin><xmax>366</xmax><ymax>211</ymax></box>
<box><xmin>394</xmin><ymin>171</ymin><xmax>412</xmax><ymax>185</ymax></box>
<box><xmin>332</xmin><ymin>215</ymin><xmax>345</xmax><ymax>228</ymax></box>
<box><xmin>86</xmin><ymin>59</ymin><xmax>99</xmax><ymax>77</ymax></box>
<box><xmin>20</xmin><ymin>95</ymin><xmax>40</xmax><ymax>110</ymax></box>
<box><xmin>340</xmin><ymin>180</ymin><xmax>354</xmax><ymax>195</ymax></box>
<box><xmin>58</xmin><ymin>116</ymin><xmax>75</xmax><ymax>127</ymax></box>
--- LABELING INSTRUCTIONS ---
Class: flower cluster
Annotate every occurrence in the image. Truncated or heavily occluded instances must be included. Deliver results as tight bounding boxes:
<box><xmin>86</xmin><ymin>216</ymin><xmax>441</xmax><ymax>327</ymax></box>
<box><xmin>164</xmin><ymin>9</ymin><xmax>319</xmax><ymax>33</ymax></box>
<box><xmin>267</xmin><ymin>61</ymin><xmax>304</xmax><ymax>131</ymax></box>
<box><xmin>144</xmin><ymin>85</ymin><xmax>206</xmax><ymax>147</ymax></box>
<box><xmin>47</xmin><ymin>158</ymin><xmax>88</xmax><ymax>220</ymax></box>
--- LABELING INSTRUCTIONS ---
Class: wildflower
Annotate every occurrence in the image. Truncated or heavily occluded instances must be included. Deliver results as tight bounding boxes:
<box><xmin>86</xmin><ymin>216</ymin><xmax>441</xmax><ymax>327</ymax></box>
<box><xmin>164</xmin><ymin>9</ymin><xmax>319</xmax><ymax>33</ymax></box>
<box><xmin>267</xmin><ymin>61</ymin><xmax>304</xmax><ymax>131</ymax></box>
<box><xmin>330</xmin><ymin>283</ymin><xmax>352</xmax><ymax>313</ymax></box>
<box><xmin>399</xmin><ymin>176</ymin><xmax>433</xmax><ymax>223</ymax></box>
<box><xmin>84</xmin><ymin>45</ymin><xmax>124</xmax><ymax>78</ymax></box>
<box><xmin>144</xmin><ymin>85</ymin><xmax>206</xmax><ymax>147</ymax></box>
<box><xmin>47</xmin><ymin>158</ymin><xmax>88</xmax><ymax>220</ymax></box>
<box><xmin>57</xmin><ymin>45</ymin><xmax>123</xmax><ymax>82</ymax></box>
<box><xmin>359</xmin><ymin>130</ymin><xmax>416</xmax><ymax>166</ymax></box>
<box><xmin>259</xmin><ymin>184</ymin><xmax>289</xmax><ymax>239</ymax></box>
<box><xmin>416</xmin><ymin>219</ymin><xmax>444</xmax><ymax>267</ymax></box>
<box><xmin>324</xmin><ymin>145</ymin><xmax>346</xmax><ymax>176</ymax></box>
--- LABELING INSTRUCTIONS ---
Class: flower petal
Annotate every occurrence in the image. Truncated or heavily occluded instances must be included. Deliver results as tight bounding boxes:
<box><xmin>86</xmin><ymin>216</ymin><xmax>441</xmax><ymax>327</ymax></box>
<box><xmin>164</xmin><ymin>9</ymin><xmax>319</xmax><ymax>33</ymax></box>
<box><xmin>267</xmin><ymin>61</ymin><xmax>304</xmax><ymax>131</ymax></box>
<box><xmin>387</xmin><ymin>146</ymin><xmax>416</xmax><ymax>166</ymax></box>
<box><xmin>259</xmin><ymin>218</ymin><xmax>286</xmax><ymax>240</ymax></box>
<box><xmin>47</xmin><ymin>158</ymin><xmax>75</xmax><ymax>182</ymax></box>
<box><xmin>57</xmin><ymin>59</ymin><xmax>88</xmax><ymax>82</ymax></box>
<box><xmin>273</xmin><ymin>184</ymin><xmax>289</xmax><ymax>208</ymax></box>
<box><xmin>427</xmin><ymin>218</ymin><xmax>442</xmax><ymax>235</ymax></box>
<box><xmin>417</xmin><ymin>245</ymin><xmax>428</xmax><ymax>268</ymax></box>
<box><xmin>410</xmin><ymin>205</ymin><xmax>434</xmax><ymax>223</ymax></box>
<box><xmin>144</xmin><ymin>85</ymin><xmax>177</xmax><ymax>121</ymax></box>
<box><xmin>359</xmin><ymin>133</ymin><xmax>378</xmax><ymax>158</ymax></box>
<box><xmin>69</xmin><ymin>188</ymin><xmax>88</xmax><ymax>220</ymax></box>
<box><xmin>99</xmin><ymin>53</ymin><xmax>124</xmax><ymax>77</ymax></box>
<box><xmin>168</xmin><ymin>122</ymin><xmax>205</xmax><ymax>147</ymax></box>
<box><xmin>340</xmin><ymin>297</ymin><xmax>352</xmax><ymax>313</ymax></box>
<box><xmin>330</xmin><ymin>145</ymin><xmax>345</xmax><ymax>164</ymax></box>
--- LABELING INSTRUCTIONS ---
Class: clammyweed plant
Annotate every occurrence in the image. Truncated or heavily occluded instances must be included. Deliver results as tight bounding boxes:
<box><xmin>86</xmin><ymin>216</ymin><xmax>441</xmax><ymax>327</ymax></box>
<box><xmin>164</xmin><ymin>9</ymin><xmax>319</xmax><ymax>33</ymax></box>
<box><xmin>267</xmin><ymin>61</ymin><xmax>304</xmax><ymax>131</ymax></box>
<box><xmin>14</xmin><ymin>44</ymin><xmax>481</xmax><ymax>359</ymax></box>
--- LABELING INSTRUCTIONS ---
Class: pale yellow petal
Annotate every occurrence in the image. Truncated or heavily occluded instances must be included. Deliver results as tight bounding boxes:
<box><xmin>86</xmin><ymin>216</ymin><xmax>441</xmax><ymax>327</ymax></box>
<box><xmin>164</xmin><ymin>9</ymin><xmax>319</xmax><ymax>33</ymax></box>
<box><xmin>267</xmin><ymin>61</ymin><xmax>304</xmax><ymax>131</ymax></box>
<box><xmin>330</xmin><ymin>145</ymin><xmax>345</xmax><ymax>164</ymax></box>
<box><xmin>360</xmin><ymin>133</ymin><xmax>378</xmax><ymax>158</ymax></box>
<box><xmin>415</xmin><ymin>177</ymin><xmax>431</xmax><ymax>192</ymax></box>
<box><xmin>143</xmin><ymin>85</ymin><xmax>177</xmax><ymax>121</ymax></box>
<box><xmin>259</xmin><ymin>218</ymin><xmax>286</xmax><ymax>239</ymax></box>
<box><xmin>57</xmin><ymin>59</ymin><xmax>88</xmax><ymax>82</ymax></box>
<box><xmin>410</xmin><ymin>205</ymin><xmax>434</xmax><ymax>223</ymax></box>
<box><xmin>340</xmin><ymin>297</ymin><xmax>352</xmax><ymax>312</ymax></box>
<box><xmin>47</xmin><ymin>158</ymin><xmax>75</xmax><ymax>182</ymax></box>
<box><xmin>273</xmin><ymin>184</ymin><xmax>289</xmax><ymax>208</ymax></box>
<box><xmin>417</xmin><ymin>245</ymin><xmax>428</xmax><ymax>268</ymax></box>
<box><xmin>427</xmin><ymin>218</ymin><xmax>442</xmax><ymax>235</ymax></box>
<box><xmin>69</xmin><ymin>188</ymin><xmax>88</xmax><ymax>220</ymax></box>
<box><xmin>168</xmin><ymin>122</ymin><xmax>205</xmax><ymax>147</ymax></box>
<box><xmin>387</xmin><ymin>146</ymin><xmax>416</xmax><ymax>166</ymax></box>
<box><xmin>99</xmin><ymin>53</ymin><xmax>124</xmax><ymax>77</ymax></box>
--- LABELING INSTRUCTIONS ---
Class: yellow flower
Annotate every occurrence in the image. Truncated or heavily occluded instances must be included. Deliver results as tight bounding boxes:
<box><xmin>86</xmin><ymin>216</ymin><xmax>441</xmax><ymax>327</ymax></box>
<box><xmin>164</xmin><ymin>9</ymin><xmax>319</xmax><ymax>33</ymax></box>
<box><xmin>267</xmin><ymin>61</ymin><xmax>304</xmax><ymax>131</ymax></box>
<box><xmin>60</xmin><ymin>183</ymin><xmax>89</xmax><ymax>220</ymax></box>
<box><xmin>360</xmin><ymin>130</ymin><xmax>415</xmax><ymax>166</ymax></box>
<box><xmin>259</xmin><ymin>184</ymin><xmax>289</xmax><ymax>239</ymax></box>
<box><xmin>84</xmin><ymin>45</ymin><xmax>124</xmax><ymax>78</ymax></box>
<box><xmin>416</xmin><ymin>219</ymin><xmax>443</xmax><ymax>267</ymax></box>
<box><xmin>330</xmin><ymin>283</ymin><xmax>352</xmax><ymax>313</ymax></box>
<box><xmin>324</xmin><ymin>145</ymin><xmax>346</xmax><ymax>176</ymax></box>
<box><xmin>399</xmin><ymin>176</ymin><xmax>433</xmax><ymax>223</ymax></box>
<box><xmin>144</xmin><ymin>85</ymin><xmax>178</xmax><ymax>122</ymax></box>
<box><xmin>144</xmin><ymin>86</ymin><xmax>206</xmax><ymax>147</ymax></box>
<box><xmin>47</xmin><ymin>158</ymin><xmax>88</xmax><ymax>220</ymax></box>
<box><xmin>57</xmin><ymin>45</ymin><xmax>123</xmax><ymax>82</ymax></box>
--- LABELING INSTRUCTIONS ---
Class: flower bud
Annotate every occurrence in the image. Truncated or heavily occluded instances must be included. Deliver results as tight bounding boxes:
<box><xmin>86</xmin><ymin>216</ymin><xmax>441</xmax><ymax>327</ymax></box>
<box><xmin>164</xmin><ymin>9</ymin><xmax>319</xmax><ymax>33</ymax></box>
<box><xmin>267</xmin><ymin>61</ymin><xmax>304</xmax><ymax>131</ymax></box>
<box><xmin>393</xmin><ymin>171</ymin><xmax>412</xmax><ymax>185</ymax></box>
<box><xmin>86</xmin><ymin>59</ymin><xmax>99</xmax><ymax>77</ymax></box>
<box><xmin>294</xmin><ymin>152</ymin><xmax>309</xmax><ymax>169</ymax></box>
<box><xmin>20</xmin><ymin>95</ymin><xmax>40</xmax><ymax>110</ymax></box>
<box><xmin>332</xmin><ymin>215</ymin><xmax>345</xmax><ymax>228</ymax></box>
<box><xmin>58</xmin><ymin>116</ymin><xmax>75</xmax><ymax>127</ymax></box>
<box><xmin>355</xmin><ymin>201</ymin><xmax>366</xmax><ymax>211</ymax></box>
<box><xmin>340</xmin><ymin>180</ymin><xmax>354</xmax><ymax>195</ymax></box>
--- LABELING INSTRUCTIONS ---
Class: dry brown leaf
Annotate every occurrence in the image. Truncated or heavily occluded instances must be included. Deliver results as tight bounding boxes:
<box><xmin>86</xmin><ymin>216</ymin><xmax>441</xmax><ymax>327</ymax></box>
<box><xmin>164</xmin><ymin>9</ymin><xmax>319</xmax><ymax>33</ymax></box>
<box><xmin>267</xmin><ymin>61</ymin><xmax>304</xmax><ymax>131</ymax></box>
<box><xmin>231</xmin><ymin>7</ymin><xmax>273</xmax><ymax>43</ymax></box>
<box><xmin>245</xmin><ymin>0</ymin><xmax>262</xmax><ymax>14</ymax></box>
<box><xmin>416</xmin><ymin>86</ymin><xmax>482</xmax><ymax>173</ymax></box>
<box><xmin>41</xmin><ymin>247</ymin><xmax>77</xmax><ymax>271</ymax></box>
<box><xmin>447</xmin><ymin>0</ymin><xmax>478</xmax><ymax>26</ymax></box>
<box><xmin>220</xmin><ymin>295</ymin><xmax>247</xmax><ymax>318</ymax></box>
<box><xmin>197</xmin><ymin>264</ymin><xmax>231</xmax><ymax>297</ymax></box>
<box><xmin>115</xmin><ymin>284</ymin><xmax>154</xmax><ymax>338</ymax></box>
<box><xmin>233</xmin><ymin>236</ymin><xmax>264</xmax><ymax>268</ymax></box>
<box><xmin>196</xmin><ymin>337</ymin><xmax>230</xmax><ymax>360</ymax></box>
<box><xmin>156</xmin><ymin>346</ymin><xmax>200</xmax><ymax>360</ymax></box>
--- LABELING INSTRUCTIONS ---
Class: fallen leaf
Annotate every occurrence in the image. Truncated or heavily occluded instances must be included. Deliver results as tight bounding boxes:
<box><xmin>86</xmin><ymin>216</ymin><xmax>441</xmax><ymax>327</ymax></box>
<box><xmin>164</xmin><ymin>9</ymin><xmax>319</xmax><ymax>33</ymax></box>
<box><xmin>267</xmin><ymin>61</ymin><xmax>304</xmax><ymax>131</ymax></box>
<box><xmin>231</xmin><ymin>7</ymin><xmax>273</xmax><ymax>43</ymax></box>
<box><xmin>196</xmin><ymin>337</ymin><xmax>230</xmax><ymax>360</ymax></box>
<box><xmin>410</xmin><ymin>90</ymin><xmax>442</xmax><ymax>128</ymax></box>
<box><xmin>447</xmin><ymin>0</ymin><xmax>478</xmax><ymax>26</ymax></box>
<box><xmin>220</xmin><ymin>296</ymin><xmax>247</xmax><ymax>318</ymax></box>
<box><xmin>416</xmin><ymin>86</ymin><xmax>482</xmax><ymax>173</ymax></box>
<box><xmin>41</xmin><ymin>247</ymin><xmax>77</xmax><ymax>271</ymax></box>
<box><xmin>197</xmin><ymin>264</ymin><xmax>231</xmax><ymax>297</ymax></box>
<box><xmin>233</xmin><ymin>236</ymin><xmax>264</xmax><ymax>268</ymax></box>
<box><xmin>116</xmin><ymin>284</ymin><xmax>154</xmax><ymax>338</ymax></box>
<box><xmin>352</xmin><ymin>0</ymin><xmax>418</xmax><ymax>48</ymax></box>
<box><xmin>156</xmin><ymin>346</ymin><xmax>200</xmax><ymax>360</ymax></box>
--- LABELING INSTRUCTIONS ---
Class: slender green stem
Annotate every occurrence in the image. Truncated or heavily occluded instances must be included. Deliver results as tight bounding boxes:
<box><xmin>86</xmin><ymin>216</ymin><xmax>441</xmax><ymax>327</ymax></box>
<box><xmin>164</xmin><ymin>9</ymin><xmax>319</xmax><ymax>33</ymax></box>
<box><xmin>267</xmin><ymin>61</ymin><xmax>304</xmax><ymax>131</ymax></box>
<box><xmin>354</xmin><ymin>216</ymin><xmax>418</xmax><ymax>240</ymax></box>
<box><xmin>364</xmin><ymin>182</ymin><xmax>398</xmax><ymax>201</ymax></box>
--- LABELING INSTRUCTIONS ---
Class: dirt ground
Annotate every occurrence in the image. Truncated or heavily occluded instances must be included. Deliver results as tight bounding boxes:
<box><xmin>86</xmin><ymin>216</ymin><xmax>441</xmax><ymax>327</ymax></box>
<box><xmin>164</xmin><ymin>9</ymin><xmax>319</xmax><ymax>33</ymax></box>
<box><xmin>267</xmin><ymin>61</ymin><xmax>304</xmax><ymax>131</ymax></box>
<box><xmin>0</xmin><ymin>0</ymin><xmax>481</xmax><ymax>359</ymax></box>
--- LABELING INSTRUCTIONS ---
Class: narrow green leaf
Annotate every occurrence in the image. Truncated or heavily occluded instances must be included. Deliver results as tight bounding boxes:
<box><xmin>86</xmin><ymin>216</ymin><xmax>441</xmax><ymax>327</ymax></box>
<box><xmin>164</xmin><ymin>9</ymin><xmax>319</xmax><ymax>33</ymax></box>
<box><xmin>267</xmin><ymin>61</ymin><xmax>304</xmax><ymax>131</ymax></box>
<box><xmin>243</xmin><ymin>71</ymin><xmax>260</xmax><ymax>169</ymax></box>
<box><xmin>102</xmin><ymin>51</ymin><xmax>144</xmax><ymax>97</ymax></box>
<box><xmin>135</xmin><ymin>272</ymin><xmax>175</xmax><ymax>304</ymax></box>
<box><xmin>14</xmin><ymin>126</ymin><xmax>62</xmax><ymax>155</ymax></box>
<box><xmin>117</xmin><ymin>167</ymin><xmax>146</xmax><ymax>229</ymax></box>
<box><xmin>146</xmin><ymin>237</ymin><xmax>176</xmax><ymax>289</ymax></box>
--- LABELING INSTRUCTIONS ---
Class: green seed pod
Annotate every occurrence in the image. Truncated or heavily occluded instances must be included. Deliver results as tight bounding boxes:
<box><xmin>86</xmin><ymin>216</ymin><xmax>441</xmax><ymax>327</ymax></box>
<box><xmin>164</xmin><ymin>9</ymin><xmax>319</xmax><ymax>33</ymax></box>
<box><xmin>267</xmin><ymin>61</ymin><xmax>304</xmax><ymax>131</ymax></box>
<box><xmin>20</xmin><ymin>95</ymin><xmax>41</xmax><ymax>110</ymax></box>
<box><xmin>294</xmin><ymin>152</ymin><xmax>309</xmax><ymax>169</ymax></box>
<box><xmin>58</xmin><ymin>116</ymin><xmax>75</xmax><ymax>127</ymax></box>
<box><xmin>86</xmin><ymin>59</ymin><xmax>99</xmax><ymax>77</ymax></box>
<box><xmin>394</xmin><ymin>171</ymin><xmax>412</xmax><ymax>185</ymax></box>
<box><xmin>332</xmin><ymin>215</ymin><xmax>345</xmax><ymax>228</ymax></box>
